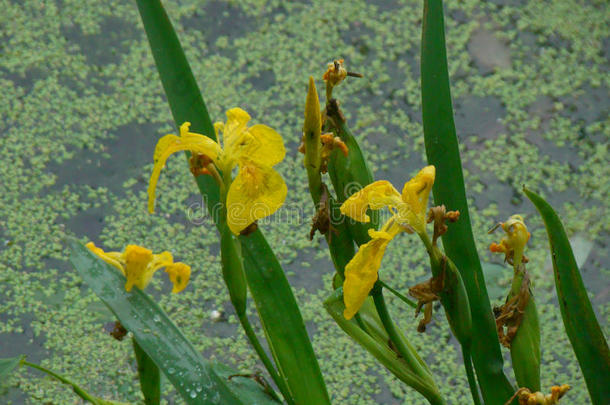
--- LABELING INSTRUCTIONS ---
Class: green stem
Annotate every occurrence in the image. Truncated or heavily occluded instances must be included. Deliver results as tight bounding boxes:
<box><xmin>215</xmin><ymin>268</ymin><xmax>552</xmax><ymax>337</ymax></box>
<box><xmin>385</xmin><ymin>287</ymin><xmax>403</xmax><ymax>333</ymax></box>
<box><xmin>22</xmin><ymin>361</ymin><xmax>100</xmax><ymax>404</ymax></box>
<box><xmin>509</xmin><ymin>262</ymin><xmax>525</xmax><ymax>296</ymax></box>
<box><xmin>418</xmin><ymin>231</ymin><xmax>438</xmax><ymax>264</ymax></box>
<box><xmin>378</xmin><ymin>279</ymin><xmax>417</xmax><ymax>309</ymax></box>
<box><xmin>325</xmin><ymin>81</ymin><xmax>333</xmax><ymax>102</ymax></box>
<box><xmin>372</xmin><ymin>287</ymin><xmax>439</xmax><ymax>396</ymax></box>
<box><xmin>353</xmin><ymin>312</ymin><xmax>369</xmax><ymax>334</ymax></box>
<box><xmin>462</xmin><ymin>347</ymin><xmax>482</xmax><ymax>405</ymax></box>
<box><xmin>237</xmin><ymin>313</ymin><xmax>291</xmax><ymax>404</ymax></box>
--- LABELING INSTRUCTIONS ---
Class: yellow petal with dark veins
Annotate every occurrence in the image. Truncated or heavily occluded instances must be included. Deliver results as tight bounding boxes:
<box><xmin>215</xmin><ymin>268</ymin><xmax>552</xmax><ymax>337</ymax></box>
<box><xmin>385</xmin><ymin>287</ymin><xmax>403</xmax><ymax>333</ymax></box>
<box><xmin>226</xmin><ymin>163</ymin><xmax>287</xmax><ymax>235</ymax></box>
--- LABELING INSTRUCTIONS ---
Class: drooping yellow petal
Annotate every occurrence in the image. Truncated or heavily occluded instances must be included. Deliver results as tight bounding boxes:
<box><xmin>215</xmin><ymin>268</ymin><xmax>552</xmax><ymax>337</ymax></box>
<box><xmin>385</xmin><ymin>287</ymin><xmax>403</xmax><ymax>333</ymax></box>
<box><xmin>225</xmin><ymin>163</ymin><xmax>287</xmax><ymax>235</ymax></box>
<box><xmin>343</xmin><ymin>229</ymin><xmax>397</xmax><ymax>319</ymax></box>
<box><xmin>165</xmin><ymin>262</ymin><xmax>191</xmax><ymax>293</ymax></box>
<box><xmin>340</xmin><ymin>180</ymin><xmax>402</xmax><ymax>223</ymax></box>
<box><xmin>398</xmin><ymin>165</ymin><xmax>435</xmax><ymax>233</ymax></box>
<box><xmin>86</xmin><ymin>242</ymin><xmax>124</xmax><ymax>274</ymax></box>
<box><xmin>148</xmin><ymin>124</ymin><xmax>221</xmax><ymax>213</ymax></box>
<box><xmin>401</xmin><ymin>165</ymin><xmax>435</xmax><ymax>214</ymax></box>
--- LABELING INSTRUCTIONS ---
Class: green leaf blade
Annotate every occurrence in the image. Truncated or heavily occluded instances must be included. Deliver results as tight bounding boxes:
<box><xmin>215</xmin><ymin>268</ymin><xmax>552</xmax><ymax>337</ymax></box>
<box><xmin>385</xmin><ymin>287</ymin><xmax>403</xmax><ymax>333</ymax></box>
<box><xmin>136</xmin><ymin>0</ymin><xmax>215</xmax><ymax>140</ymax></box>
<box><xmin>524</xmin><ymin>188</ymin><xmax>610</xmax><ymax>404</ymax></box>
<box><xmin>510</xmin><ymin>297</ymin><xmax>541</xmax><ymax>392</ymax></box>
<box><xmin>420</xmin><ymin>0</ymin><xmax>514</xmax><ymax>402</ymax></box>
<box><xmin>240</xmin><ymin>231</ymin><xmax>331</xmax><ymax>405</ymax></box>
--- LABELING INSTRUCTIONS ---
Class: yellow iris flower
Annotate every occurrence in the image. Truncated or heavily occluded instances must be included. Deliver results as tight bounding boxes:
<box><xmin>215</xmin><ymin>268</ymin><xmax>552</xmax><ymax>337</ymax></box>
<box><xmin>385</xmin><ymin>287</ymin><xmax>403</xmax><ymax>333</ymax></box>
<box><xmin>147</xmin><ymin>108</ymin><xmax>287</xmax><ymax>235</ymax></box>
<box><xmin>340</xmin><ymin>166</ymin><xmax>436</xmax><ymax>319</ymax></box>
<box><xmin>489</xmin><ymin>214</ymin><xmax>530</xmax><ymax>265</ymax></box>
<box><xmin>86</xmin><ymin>242</ymin><xmax>191</xmax><ymax>293</ymax></box>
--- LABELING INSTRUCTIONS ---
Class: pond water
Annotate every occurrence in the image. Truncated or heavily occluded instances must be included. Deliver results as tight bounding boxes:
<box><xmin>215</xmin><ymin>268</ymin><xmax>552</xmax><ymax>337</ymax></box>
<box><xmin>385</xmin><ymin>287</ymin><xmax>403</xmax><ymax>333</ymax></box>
<box><xmin>1</xmin><ymin>0</ymin><xmax>608</xmax><ymax>403</ymax></box>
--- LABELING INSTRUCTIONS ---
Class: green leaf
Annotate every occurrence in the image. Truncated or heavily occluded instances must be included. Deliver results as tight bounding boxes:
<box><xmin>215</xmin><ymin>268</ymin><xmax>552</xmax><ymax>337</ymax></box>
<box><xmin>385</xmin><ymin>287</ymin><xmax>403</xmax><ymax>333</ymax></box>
<box><xmin>219</xmin><ymin>223</ymin><xmax>290</xmax><ymax>404</ymax></box>
<box><xmin>524</xmin><ymin>187</ymin><xmax>610</xmax><ymax>404</ymax></box>
<box><xmin>239</xmin><ymin>231</ymin><xmax>331</xmax><ymax>405</ymax></box>
<box><xmin>0</xmin><ymin>356</ymin><xmax>24</xmax><ymax>378</ymax></box>
<box><xmin>133</xmin><ymin>338</ymin><xmax>160</xmax><ymax>405</ymax></box>
<box><xmin>420</xmin><ymin>0</ymin><xmax>514</xmax><ymax>402</ymax></box>
<box><xmin>136</xmin><ymin>0</ymin><xmax>221</xmax><ymax>221</ymax></box>
<box><xmin>69</xmin><ymin>241</ymin><xmax>277</xmax><ymax>405</ymax></box>
<box><xmin>135</xmin><ymin>1</ymin><xmax>331</xmax><ymax>403</ymax></box>
<box><xmin>136</xmin><ymin>0</ymin><xmax>215</xmax><ymax>140</ymax></box>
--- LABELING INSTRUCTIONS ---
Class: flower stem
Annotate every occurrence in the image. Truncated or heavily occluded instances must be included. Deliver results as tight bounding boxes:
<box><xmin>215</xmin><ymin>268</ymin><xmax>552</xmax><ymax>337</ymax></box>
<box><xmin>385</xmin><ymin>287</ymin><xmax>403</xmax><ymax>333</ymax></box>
<box><xmin>378</xmin><ymin>279</ymin><xmax>417</xmax><ymax>309</ymax></box>
<box><xmin>372</xmin><ymin>286</ymin><xmax>444</xmax><ymax>405</ymax></box>
<box><xmin>22</xmin><ymin>360</ymin><xmax>100</xmax><ymax>404</ymax></box>
<box><xmin>237</xmin><ymin>313</ymin><xmax>293</xmax><ymax>404</ymax></box>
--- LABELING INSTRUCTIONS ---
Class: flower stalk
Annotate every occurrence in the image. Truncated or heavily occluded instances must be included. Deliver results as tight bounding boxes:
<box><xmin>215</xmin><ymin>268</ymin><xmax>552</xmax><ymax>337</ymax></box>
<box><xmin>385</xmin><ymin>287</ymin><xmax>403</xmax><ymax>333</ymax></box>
<box><xmin>490</xmin><ymin>215</ymin><xmax>541</xmax><ymax>392</ymax></box>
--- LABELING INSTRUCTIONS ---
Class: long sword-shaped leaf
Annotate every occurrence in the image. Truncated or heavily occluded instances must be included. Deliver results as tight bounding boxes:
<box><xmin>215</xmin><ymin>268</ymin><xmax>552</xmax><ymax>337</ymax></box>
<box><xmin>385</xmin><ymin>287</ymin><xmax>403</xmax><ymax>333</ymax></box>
<box><xmin>69</xmin><ymin>241</ymin><xmax>278</xmax><ymax>405</ymax></box>
<box><xmin>136</xmin><ymin>1</ymin><xmax>331</xmax><ymax>402</ymax></box>
<box><xmin>136</xmin><ymin>0</ymin><xmax>215</xmax><ymax>139</ymax></box>
<box><xmin>136</xmin><ymin>0</ymin><xmax>221</xmax><ymax>219</ymax></box>
<box><xmin>524</xmin><ymin>188</ymin><xmax>610</xmax><ymax>404</ymax></box>
<box><xmin>239</xmin><ymin>231</ymin><xmax>331</xmax><ymax>405</ymax></box>
<box><xmin>420</xmin><ymin>0</ymin><xmax>514</xmax><ymax>402</ymax></box>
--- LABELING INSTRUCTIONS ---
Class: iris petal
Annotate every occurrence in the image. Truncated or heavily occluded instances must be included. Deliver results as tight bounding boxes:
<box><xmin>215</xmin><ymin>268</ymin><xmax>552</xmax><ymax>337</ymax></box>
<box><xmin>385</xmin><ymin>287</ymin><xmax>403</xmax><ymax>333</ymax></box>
<box><xmin>148</xmin><ymin>129</ymin><xmax>221</xmax><ymax>213</ymax></box>
<box><xmin>226</xmin><ymin>164</ymin><xmax>287</xmax><ymax>235</ymax></box>
<box><xmin>165</xmin><ymin>263</ymin><xmax>191</xmax><ymax>293</ymax></box>
<box><xmin>400</xmin><ymin>166</ymin><xmax>435</xmax><ymax>218</ymax></box>
<box><xmin>340</xmin><ymin>180</ymin><xmax>402</xmax><ymax>223</ymax></box>
<box><xmin>122</xmin><ymin>245</ymin><xmax>154</xmax><ymax>292</ymax></box>
<box><xmin>343</xmin><ymin>229</ymin><xmax>396</xmax><ymax>319</ymax></box>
